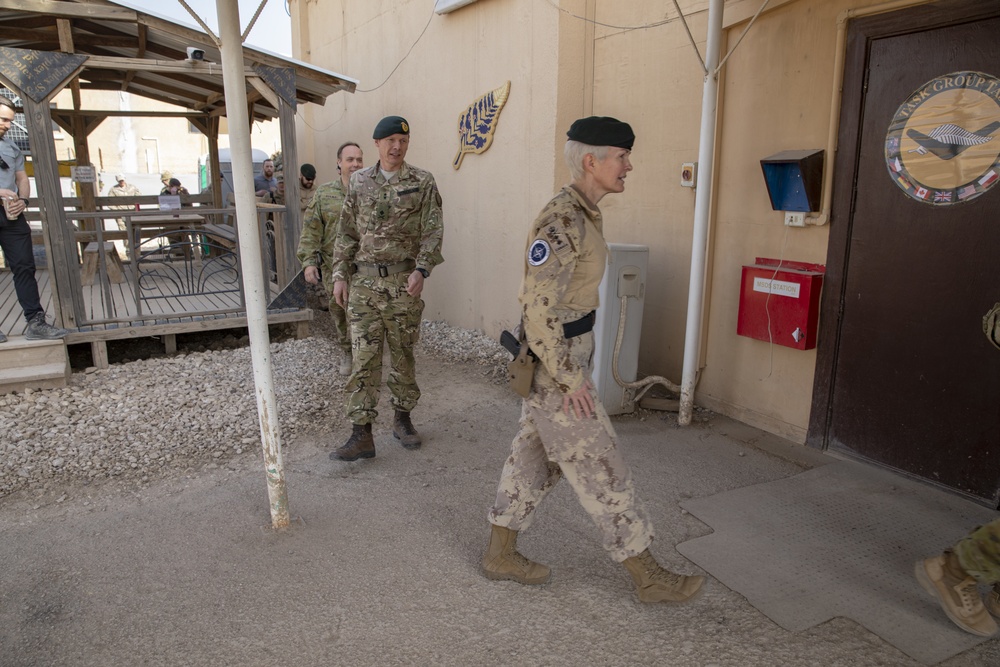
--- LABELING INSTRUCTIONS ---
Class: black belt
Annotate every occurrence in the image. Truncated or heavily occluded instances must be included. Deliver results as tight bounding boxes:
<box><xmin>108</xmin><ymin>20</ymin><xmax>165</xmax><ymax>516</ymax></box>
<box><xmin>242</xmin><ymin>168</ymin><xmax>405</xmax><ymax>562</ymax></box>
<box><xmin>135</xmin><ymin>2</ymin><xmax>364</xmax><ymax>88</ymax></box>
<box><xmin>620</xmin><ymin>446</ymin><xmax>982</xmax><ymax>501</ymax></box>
<box><xmin>353</xmin><ymin>259</ymin><xmax>415</xmax><ymax>277</ymax></box>
<box><xmin>563</xmin><ymin>311</ymin><xmax>596</xmax><ymax>339</ymax></box>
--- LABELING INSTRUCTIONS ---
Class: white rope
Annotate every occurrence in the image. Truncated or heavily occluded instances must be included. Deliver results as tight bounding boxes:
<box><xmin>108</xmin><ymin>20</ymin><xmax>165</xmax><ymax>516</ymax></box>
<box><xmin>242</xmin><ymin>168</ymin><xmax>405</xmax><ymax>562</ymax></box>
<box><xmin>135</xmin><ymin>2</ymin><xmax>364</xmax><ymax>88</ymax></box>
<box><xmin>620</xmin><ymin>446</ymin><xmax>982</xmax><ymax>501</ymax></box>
<box><xmin>242</xmin><ymin>0</ymin><xmax>270</xmax><ymax>43</ymax></box>
<box><xmin>717</xmin><ymin>0</ymin><xmax>772</xmax><ymax>73</ymax></box>
<box><xmin>176</xmin><ymin>0</ymin><xmax>221</xmax><ymax>47</ymax></box>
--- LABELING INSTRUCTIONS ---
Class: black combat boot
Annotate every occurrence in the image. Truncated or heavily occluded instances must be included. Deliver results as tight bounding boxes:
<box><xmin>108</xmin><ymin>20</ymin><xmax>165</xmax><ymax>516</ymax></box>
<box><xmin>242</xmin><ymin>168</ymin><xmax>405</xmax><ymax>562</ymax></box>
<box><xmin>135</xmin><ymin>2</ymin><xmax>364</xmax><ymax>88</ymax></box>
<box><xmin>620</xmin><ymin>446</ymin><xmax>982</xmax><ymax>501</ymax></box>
<box><xmin>392</xmin><ymin>410</ymin><xmax>422</xmax><ymax>449</ymax></box>
<box><xmin>331</xmin><ymin>423</ymin><xmax>375</xmax><ymax>461</ymax></box>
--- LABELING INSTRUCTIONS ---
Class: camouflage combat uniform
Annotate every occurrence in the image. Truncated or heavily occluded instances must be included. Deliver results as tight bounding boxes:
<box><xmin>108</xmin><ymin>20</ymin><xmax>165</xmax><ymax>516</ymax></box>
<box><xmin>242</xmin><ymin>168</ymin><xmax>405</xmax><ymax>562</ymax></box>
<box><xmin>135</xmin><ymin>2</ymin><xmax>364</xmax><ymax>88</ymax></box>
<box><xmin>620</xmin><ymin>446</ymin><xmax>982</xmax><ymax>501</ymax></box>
<box><xmin>107</xmin><ymin>182</ymin><xmax>141</xmax><ymax>231</ymax></box>
<box><xmin>297</xmin><ymin>179</ymin><xmax>350</xmax><ymax>354</ymax></box>
<box><xmin>487</xmin><ymin>185</ymin><xmax>653</xmax><ymax>563</ymax></box>
<box><xmin>955</xmin><ymin>518</ymin><xmax>1000</xmax><ymax>583</ymax></box>
<box><xmin>331</xmin><ymin>161</ymin><xmax>444</xmax><ymax>425</ymax></box>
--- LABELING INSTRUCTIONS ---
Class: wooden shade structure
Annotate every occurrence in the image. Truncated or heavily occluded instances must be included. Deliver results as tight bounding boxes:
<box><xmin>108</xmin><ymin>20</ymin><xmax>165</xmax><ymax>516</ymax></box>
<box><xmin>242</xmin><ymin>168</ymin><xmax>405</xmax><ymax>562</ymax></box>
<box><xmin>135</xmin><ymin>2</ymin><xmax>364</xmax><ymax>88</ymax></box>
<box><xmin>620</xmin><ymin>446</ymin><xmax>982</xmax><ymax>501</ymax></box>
<box><xmin>0</xmin><ymin>0</ymin><xmax>356</xmax><ymax>329</ymax></box>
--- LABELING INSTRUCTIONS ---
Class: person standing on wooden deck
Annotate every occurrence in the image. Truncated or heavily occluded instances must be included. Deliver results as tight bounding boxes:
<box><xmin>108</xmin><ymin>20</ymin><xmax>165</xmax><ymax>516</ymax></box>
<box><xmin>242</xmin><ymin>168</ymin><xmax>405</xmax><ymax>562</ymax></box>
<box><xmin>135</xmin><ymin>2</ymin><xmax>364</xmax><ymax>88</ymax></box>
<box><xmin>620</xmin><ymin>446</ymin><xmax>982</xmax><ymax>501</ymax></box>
<box><xmin>107</xmin><ymin>174</ymin><xmax>140</xmax><ymax>231</ymax></box>
<box><xmin>253</xmin><ymin>159</ymin><xmax>278</xmax><ymax>198</ymax></box>
<box><xmin>297</xmin><ymin>143</ymin><xmax>363</xmax><ymax>376</ymax></box>
<box><xmin>0</xmin><ymin>97</ymin><xmax>69</xmax><ymax>343</ymax></box>
<box><xmin>329</xmin><ymin>117</ymin><xmax>444</xmax><ymax>461</ymax></box>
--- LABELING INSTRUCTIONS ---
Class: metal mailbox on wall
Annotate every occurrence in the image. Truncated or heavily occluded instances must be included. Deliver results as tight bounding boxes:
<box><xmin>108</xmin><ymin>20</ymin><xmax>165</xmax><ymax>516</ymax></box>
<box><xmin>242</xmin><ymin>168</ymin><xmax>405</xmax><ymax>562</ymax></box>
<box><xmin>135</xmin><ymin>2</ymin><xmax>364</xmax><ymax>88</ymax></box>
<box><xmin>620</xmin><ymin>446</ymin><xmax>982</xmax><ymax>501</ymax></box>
<box><xmin>737</xmin><ymin>258</ymin><xmax>825</xmax><ymax>350</ymax></box>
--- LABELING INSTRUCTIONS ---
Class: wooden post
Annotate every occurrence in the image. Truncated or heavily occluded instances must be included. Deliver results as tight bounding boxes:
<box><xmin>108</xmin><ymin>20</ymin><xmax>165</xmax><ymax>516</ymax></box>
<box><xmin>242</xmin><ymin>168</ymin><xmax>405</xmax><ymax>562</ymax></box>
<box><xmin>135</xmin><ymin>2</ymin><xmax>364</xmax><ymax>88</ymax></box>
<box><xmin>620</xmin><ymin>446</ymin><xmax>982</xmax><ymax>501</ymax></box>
<box><xmin>23</xmin><ymin>95</ymin><xmax>84</xmax><ymax>328</ymax></box>
<box><xmin>278</xmin><ymin>98</ymin><xmax>300</xmax><ymax>287</ymax></box>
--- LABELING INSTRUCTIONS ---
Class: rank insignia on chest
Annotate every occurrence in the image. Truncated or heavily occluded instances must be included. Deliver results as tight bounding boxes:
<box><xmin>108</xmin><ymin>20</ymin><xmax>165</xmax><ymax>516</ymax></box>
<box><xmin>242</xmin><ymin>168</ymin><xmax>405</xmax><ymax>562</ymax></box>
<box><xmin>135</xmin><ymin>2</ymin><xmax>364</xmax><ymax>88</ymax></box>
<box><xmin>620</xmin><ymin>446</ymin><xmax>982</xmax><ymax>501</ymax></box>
<box><xmin>377</xmin><ymin>203</ymin><xmax>389</xmax><ymax>219</ymax></box>
<box><xmin>528</xmin><ymin>239</ymin><xmax>550</xmax><ymax>266</ymax></box>
<box><xmin>543</xmin><ymin>224</ymin><xmax>573</xmax><ymax>263</ymax></box>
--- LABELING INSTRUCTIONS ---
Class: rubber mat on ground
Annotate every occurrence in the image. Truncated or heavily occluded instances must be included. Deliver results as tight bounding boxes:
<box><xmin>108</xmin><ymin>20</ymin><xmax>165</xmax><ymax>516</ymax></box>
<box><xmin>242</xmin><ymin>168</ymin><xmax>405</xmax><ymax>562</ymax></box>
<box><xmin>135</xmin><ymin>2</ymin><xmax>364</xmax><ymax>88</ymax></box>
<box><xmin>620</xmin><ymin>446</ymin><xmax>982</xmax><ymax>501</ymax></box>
<box><xmin>678</xmin><ymin>460</ymin><xmax>999</xmax><ymax>665</ymax></box>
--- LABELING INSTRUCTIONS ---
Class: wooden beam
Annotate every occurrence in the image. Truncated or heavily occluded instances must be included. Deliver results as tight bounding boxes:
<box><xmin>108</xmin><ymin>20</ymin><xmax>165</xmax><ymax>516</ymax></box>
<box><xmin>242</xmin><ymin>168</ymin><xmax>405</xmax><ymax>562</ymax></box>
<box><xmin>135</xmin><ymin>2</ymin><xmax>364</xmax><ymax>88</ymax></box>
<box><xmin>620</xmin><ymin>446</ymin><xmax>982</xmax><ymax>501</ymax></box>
<box><xmin>122</xmin><ymin>23</ymin><xmax>147</xmax><ymax>90</ymax></box>
<box><xmin>21</xmin><ymin>95</ymin><xmax>84</xmax><ymax>328</ymax></box>
<box><xmin>83</xmin><ymin>55</ymin><xmax>264</xmax><ymax>78</ymax></box>
<box><xmin>248</xmin><ymin>76</ymin><xmax>279</xmax><ymax>109</ymax></box>
<box><xmin>277</xmin><ymin>97</ymin><xmax>301</xmax><ymax>287</ymax></box>
<box><xmin>56</xmin><ymin>17</ymin><xmax>74</xmax><ymax>51</ymax></box>
<box><xmin>0</xmin><ymin>26</ymin><xmax>136</xmax><ymax>49</ymax></box>
<box><xmin>0</xmin><ymin>0</ymin><xmax>137</xmax><ymax>21</ymax></box>
<box><xmin>49</xmin><ymin>109</ymin><xmax>210</xmax><ymax>119</ymax></box>
<box><xmin>50</xmin><ymin>112</ymin><xmax>74</xmax><ymax>135</ymax></box>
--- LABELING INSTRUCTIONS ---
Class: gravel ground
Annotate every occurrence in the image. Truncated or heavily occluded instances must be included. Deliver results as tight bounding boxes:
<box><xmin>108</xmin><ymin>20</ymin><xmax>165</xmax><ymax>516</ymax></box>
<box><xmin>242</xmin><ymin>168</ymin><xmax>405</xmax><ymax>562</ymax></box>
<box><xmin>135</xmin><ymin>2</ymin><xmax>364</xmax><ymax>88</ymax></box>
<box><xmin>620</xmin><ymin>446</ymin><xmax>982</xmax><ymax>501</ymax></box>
<box><xmin>0</xmin><ymin>318</ymin><xmax>511</xmax><ymax>500</ymax></box>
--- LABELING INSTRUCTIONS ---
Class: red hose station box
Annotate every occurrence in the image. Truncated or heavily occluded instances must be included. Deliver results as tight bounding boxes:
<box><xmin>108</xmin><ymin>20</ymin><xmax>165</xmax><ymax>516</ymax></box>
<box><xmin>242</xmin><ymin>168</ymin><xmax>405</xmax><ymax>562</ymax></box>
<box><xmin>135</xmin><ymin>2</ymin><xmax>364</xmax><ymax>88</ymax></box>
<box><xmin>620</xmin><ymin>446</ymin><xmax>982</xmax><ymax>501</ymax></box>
<box><xmin>737</xmin><ymin>258</ymin><xmax>825</xmax><ymax>350</ymax></box>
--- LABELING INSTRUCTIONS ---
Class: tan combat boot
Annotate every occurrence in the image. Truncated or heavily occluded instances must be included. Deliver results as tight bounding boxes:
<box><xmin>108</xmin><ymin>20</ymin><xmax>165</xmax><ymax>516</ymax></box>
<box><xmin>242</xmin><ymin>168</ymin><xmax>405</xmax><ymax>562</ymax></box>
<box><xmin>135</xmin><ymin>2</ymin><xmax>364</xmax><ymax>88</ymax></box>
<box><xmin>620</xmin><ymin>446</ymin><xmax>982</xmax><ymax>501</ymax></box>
<box><xmin>330</xmin><ymin>423</ymin><xmax>375</xmax><ymax>461</ymax></box>
<box><xmin>915</xmin><ymin>550</ymin><xmax>998</xmax><ymax>636</ymax></box>
<box><xmin>393</xmin><ymin>410</ymin><xmax>422</xmax><ymax>449</ymax></box>
<box><xmin>481</xmin><ymin>524</ymin><xmax>551</xmax><ymax>585</ymax></box>
<box><xmin>622</xmin><ymin>549</ymin><xmax>704</xmax><ymax>603</ymax></box>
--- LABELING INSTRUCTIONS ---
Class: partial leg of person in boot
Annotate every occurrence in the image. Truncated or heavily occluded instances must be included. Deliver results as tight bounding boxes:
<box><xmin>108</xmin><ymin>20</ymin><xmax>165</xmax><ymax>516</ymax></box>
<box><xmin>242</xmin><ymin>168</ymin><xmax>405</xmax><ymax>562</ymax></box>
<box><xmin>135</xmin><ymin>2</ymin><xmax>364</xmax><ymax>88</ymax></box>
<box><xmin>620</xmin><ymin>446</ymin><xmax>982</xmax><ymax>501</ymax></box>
<box><xmin>392</xmin><ymin>410</ymin><xmax>421</xmax><ymax>449</ymax></box>
<box><xmin>914</xmin><ymin>550</ymin><xmax>998</xmax><ymax>636</ymax></box>
<box><xmin>331</xmin><ymin>423</ymin><xmax>375</xmax><ymax>461</ymax></box>
<box><xmin>986</xmin><ymin>584</ymin><xmax>1000</xmax><ymax>619</ymax></box>
<box><xmin>481</xmin><ymin>523</ymin><xmax>550</xmax><ymax>585</ymax></box>
<box><xmin>622</xmin><ymin>549</ymin><xmax>704</xmax><ymax>604</ymax></box>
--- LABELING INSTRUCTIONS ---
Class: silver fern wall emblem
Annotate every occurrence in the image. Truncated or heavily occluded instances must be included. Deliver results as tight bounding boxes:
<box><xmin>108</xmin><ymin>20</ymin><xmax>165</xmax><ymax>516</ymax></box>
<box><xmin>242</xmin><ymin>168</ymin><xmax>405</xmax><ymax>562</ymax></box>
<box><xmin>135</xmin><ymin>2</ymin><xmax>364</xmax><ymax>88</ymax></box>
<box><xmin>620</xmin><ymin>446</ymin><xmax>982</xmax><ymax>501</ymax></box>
<box><xmin>453</xmin><ymin>80</ymin><xmax>511</xmax><ymax>169</ymax></box>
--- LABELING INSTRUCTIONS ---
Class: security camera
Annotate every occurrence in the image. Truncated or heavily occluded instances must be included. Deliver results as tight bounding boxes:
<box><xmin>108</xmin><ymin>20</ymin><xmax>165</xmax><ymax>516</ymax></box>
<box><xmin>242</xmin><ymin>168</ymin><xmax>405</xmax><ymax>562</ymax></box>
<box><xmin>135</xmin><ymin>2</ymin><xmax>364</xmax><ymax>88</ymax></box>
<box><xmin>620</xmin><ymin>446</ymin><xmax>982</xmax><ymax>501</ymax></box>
<box><xmin>186</xmin><ymin>47</ymin><xmax>205</xmax><ymax>62</ymax></box>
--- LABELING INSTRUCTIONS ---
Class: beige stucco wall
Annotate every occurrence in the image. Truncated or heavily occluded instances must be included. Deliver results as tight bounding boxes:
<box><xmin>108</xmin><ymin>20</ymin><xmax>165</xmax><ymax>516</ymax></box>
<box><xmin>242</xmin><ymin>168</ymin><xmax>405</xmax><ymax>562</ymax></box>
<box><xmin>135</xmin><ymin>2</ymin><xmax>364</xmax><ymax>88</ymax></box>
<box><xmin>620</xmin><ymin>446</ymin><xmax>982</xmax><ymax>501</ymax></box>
<box><xmin>292</xmin><ymin>0</ymin><xmax>911</xmax><ymax>444</ymax></box>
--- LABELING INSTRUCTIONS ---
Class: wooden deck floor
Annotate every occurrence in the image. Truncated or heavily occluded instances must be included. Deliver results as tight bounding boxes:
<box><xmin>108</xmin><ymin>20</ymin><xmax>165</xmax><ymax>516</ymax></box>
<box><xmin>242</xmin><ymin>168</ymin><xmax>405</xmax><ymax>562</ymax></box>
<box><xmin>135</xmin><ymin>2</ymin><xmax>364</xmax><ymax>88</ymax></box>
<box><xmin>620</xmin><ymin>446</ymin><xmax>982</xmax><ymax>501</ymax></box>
<box><xmin>1</xmin><ymin>265</ymin><xmax>307</xmax><ymax>342</ymax></box>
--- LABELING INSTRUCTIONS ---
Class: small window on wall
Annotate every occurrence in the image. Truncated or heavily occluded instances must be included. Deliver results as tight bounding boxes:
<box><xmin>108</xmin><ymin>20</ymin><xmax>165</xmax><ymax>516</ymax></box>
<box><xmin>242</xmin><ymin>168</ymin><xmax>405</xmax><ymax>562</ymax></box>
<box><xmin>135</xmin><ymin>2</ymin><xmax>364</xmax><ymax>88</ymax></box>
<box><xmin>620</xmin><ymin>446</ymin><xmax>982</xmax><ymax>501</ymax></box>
<box><xmin>189</xmin><ymin>121</ymin><xmax>200</xmax><ymax>134</ymax></box>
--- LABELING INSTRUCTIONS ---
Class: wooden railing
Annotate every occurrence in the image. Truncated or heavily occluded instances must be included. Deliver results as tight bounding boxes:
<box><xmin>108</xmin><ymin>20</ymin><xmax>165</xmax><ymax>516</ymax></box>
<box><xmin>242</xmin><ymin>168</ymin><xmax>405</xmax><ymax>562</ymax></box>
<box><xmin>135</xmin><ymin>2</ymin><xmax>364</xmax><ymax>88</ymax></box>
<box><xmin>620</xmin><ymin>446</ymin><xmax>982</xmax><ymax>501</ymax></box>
<box><xmin>50</xmin><ymin>205</ymin><xmax>291</xmax><ymax>326</ymax></box>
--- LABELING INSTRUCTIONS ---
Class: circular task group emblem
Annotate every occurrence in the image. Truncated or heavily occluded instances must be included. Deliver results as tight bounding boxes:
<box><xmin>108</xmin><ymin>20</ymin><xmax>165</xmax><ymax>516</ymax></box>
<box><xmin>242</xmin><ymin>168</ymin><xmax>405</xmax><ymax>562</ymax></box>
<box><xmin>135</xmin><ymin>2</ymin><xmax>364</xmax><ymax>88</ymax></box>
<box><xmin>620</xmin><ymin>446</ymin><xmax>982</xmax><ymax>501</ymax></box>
<box><xmin>885</xmin><ymin>71</ymin><xmax>1000</xmax><ymax>205</ymax></box>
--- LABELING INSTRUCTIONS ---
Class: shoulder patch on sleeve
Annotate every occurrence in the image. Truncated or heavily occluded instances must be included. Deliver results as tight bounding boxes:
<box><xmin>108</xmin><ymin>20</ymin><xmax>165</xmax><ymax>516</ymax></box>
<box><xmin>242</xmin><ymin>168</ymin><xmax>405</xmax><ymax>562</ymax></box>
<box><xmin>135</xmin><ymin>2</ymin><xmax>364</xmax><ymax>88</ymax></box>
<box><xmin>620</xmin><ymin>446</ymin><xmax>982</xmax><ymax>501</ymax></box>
<box><xmin>527</xmin><ymin>239</ymin><xmax>550</xmax><ymax>266</ymax></box>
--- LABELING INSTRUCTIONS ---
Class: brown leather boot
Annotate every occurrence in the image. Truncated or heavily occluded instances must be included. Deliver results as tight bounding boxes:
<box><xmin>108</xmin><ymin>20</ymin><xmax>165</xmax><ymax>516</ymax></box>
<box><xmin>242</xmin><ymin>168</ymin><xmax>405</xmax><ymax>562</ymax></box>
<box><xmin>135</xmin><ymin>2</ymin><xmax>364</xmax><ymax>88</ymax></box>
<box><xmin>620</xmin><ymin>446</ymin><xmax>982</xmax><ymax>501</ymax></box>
<box><xmin>481</xmin><ymin>524</ymin><xmax>551</xmax><ymax>585</ymax></box>
<box><xmin>622</xmin><ymin>549</ymin><xmax>704</xmax><ymax>603</ymax></box>
<box><xmin>330</xmin><ymin>423</ymin><xmax>375</xmax><ymax>461</ymax></box>
<box><xmin>392</xmin><ymin>410</ymin><xmax>422</xmax><ymax>449</ymax></box>
<box><xmin>915</xmin><ymin>550</ymin><xmax>998</xmax><ymax>636</ymax></box>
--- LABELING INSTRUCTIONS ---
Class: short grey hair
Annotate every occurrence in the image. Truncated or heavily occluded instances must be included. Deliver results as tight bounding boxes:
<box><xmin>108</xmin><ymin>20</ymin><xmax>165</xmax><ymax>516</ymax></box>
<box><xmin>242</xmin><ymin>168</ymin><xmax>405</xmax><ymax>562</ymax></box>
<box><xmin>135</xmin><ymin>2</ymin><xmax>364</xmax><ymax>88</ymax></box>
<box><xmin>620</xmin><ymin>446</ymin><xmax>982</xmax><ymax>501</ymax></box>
<box><xmin>564</xmin><ymin>140</ymin><xmax>609</xmax><ymax>181</ymax></box>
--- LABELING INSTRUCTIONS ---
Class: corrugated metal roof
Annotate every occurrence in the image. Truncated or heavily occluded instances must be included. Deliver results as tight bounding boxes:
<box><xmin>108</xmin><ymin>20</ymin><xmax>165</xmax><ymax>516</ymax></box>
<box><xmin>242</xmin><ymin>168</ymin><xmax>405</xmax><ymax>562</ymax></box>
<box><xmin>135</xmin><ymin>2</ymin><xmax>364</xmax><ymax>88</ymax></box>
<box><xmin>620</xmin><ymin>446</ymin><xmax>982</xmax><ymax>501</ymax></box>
<box><xmin>0</xmin><ymin>0</ymin><xmax>356</xmax><ymax>122</ymax></box>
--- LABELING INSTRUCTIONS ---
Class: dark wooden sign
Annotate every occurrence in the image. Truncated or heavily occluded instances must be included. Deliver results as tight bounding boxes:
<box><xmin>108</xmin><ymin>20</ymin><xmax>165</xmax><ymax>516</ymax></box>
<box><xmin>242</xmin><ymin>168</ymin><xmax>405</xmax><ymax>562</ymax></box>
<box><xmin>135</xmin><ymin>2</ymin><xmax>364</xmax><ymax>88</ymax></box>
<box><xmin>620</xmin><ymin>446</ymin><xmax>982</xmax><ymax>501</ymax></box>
<box><xmin>252</xmin><ymin>65</ymin><xmax>297</xmax><ymax>110</ymax></box>
<box><xmin>0</xmin><ymin>47</ymin><xmax>87</xmax><ymax>103</ymax></box>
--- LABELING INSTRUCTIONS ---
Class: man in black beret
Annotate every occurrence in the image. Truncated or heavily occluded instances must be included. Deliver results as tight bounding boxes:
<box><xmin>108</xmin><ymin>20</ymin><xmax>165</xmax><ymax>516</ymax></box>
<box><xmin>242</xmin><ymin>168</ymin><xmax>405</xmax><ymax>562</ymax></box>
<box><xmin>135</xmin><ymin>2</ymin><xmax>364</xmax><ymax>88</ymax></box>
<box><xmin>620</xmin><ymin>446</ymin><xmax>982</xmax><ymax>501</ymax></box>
<box><xmin>298</xmin><ymin>163</ymin><xmax>317</xmax><ymax>216</ymax></box>
<box><xmin>481</xmin><ymin>116</ymin><xmax>705</xmax><ymax>604</ymax></box>
<box><xmin>328</xmin><ymin>116</ymin><xmax>444</xmax><ymax>461</ymax></box>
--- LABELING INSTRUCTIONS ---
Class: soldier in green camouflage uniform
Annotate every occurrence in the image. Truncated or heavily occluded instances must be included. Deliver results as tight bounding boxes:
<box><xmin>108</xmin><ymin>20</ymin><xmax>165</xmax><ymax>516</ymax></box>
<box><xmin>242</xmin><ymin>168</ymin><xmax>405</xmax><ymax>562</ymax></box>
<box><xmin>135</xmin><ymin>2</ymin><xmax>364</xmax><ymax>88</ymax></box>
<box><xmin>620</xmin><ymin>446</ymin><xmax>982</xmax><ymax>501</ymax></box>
<box><xmin>916</xmin><ymin>518</ymin><xmax>1000</xmax><ymax>636</ymax></box>
<box><xmin>482</xmin><ymin>117</ymin><xmax>704</xmax><ymax>604</ymax></box>
<box><xmin>329</xmin><ymin>117</ymin><xmax>443</xmax><ymax>461</ymax></box>
<box><xmin>297</xmin><ymin>144</ymin><xmax>364</xmax><ymax>373</ymax></box>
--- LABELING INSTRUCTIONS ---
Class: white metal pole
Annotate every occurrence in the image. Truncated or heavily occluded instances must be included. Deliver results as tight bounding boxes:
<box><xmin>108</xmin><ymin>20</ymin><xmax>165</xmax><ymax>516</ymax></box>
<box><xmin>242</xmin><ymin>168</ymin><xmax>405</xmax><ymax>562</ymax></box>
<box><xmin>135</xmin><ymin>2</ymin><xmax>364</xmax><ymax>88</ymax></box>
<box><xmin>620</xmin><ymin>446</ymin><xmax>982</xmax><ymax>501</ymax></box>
<box><xmin>215</xmin><ymin>0</ymin><xmax>289</xmax><ymax>527</ymax></box>
<box><xmin>678</xmin><ymin>0</ymin><xmax>724</xmax><ymax>426</ymax></box>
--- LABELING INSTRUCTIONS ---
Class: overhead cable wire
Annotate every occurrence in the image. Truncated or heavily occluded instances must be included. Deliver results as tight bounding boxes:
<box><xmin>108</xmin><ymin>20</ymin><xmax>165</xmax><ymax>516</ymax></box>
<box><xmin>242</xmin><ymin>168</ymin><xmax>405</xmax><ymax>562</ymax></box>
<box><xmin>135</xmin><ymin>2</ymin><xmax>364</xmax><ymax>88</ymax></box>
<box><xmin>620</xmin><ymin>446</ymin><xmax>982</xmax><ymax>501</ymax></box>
<box><xmin>357</xmin><ymin>7</ymin><xmax>435</xmax><ymax>93</ymax></box>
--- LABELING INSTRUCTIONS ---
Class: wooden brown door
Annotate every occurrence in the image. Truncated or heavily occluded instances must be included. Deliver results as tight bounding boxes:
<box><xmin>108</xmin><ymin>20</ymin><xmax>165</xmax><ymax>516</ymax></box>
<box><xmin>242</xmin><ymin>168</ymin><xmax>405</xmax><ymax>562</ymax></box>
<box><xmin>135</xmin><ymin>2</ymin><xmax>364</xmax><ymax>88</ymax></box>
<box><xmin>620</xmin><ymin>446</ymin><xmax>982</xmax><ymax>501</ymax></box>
<box><xmin>810</xmin><ymin>1</ymin><xmax>1000</xmax><ymax>505</ymax></box>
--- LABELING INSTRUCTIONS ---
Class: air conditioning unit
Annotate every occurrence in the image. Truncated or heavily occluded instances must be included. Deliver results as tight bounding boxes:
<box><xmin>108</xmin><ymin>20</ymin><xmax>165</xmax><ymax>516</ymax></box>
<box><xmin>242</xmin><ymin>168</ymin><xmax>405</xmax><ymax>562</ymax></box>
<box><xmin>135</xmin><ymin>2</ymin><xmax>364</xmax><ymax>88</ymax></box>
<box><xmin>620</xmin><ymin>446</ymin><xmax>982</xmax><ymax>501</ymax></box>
<box><xmin>592</xmin><ymin>243</ymin><xmax>648</xmax><ymax>415</ymax></box>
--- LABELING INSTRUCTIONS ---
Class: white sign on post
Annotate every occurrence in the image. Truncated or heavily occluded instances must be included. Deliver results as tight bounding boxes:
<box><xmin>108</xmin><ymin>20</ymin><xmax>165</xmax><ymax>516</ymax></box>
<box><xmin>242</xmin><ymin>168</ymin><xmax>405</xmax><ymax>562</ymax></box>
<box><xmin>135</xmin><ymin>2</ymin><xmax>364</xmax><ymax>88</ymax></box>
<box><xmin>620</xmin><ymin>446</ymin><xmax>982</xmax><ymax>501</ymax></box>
<box><xmin>157</xmin><ymin>195</ymin><xmax>181</xmax><ymax>211</ymax></box>
<box><xmin>70</xmin><ymin>165</ymin><xmax>97</xmax><ymax>183</ymax></box>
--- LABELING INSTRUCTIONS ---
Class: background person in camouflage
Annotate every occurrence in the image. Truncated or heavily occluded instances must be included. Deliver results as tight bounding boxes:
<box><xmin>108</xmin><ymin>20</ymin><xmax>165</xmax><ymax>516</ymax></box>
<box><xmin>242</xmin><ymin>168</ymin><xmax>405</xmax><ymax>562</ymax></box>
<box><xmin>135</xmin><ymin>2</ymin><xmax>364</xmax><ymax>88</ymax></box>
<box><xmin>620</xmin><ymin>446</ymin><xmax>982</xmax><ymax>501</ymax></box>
<box><xmin>482</xmin><ymin>117</ymin><xmax>704</xmax><ymax>604</ymax></box>
<box><xmin>297</xmin><ymin>143</ymin><xmax>364</xmax><ymax>374</ymax></box>
<box><xmin>329</xmin><ymin>117</ymin><xmax>443</xmax><ymax>461</ymax></box>
<box><xmin>298</xmin><ymin>163</ymin><xmax>317</xmax><ymax>215</ymax></box>
<box><xmin>916</xmin><ymin>518</ymin><xmax>1000</xmax><ymax>636</ymax></box>
<box><xmin>106</xmin><ymin>174</ymin><xmax>141</xmax><ymax>232</ymax></box>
